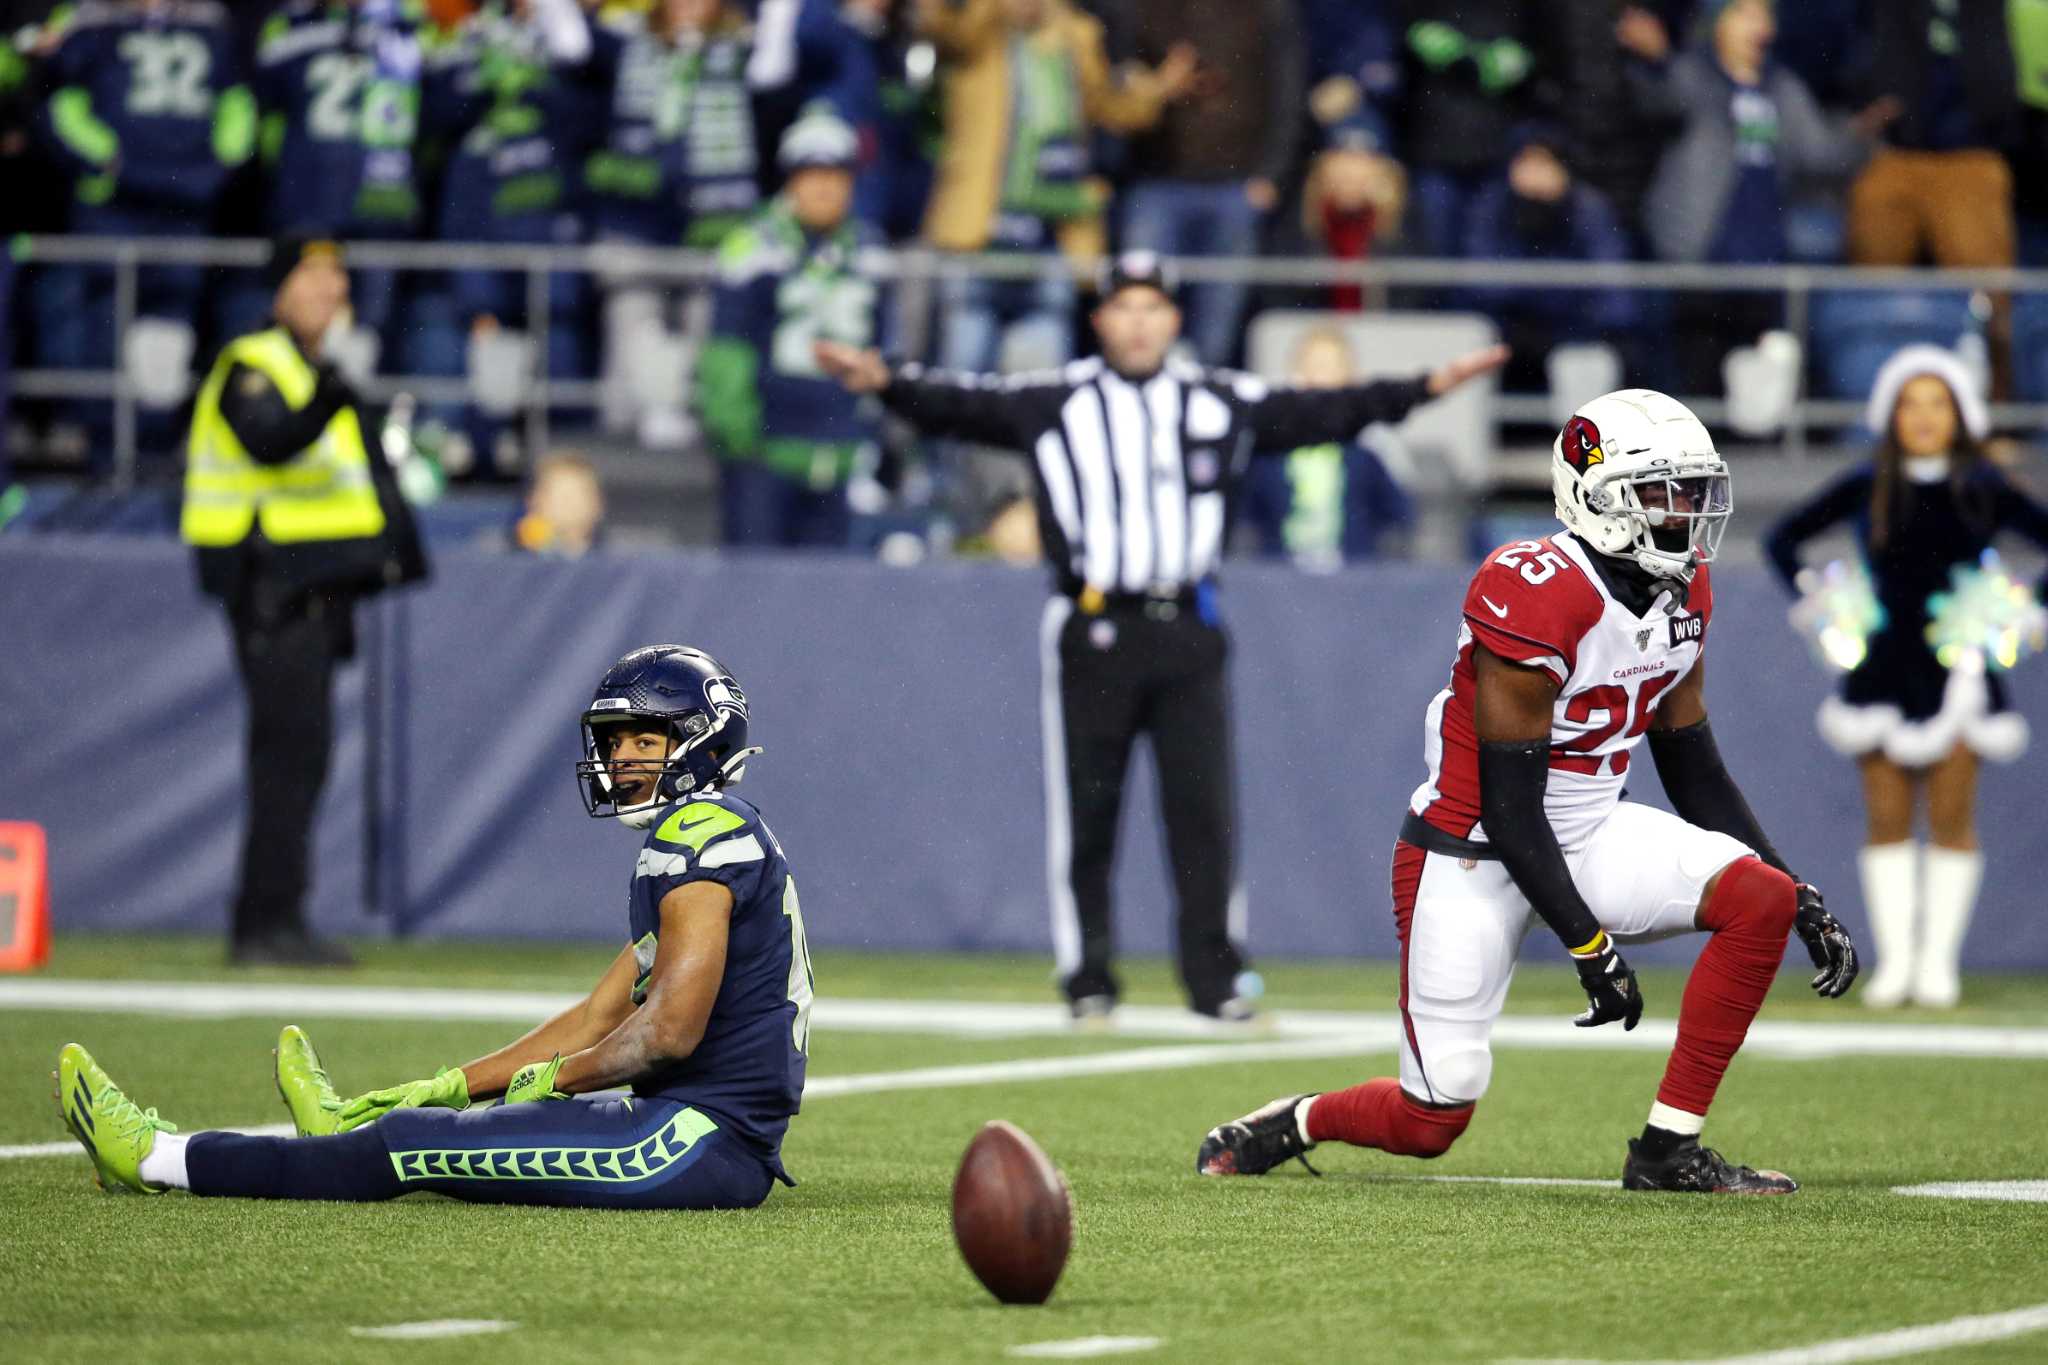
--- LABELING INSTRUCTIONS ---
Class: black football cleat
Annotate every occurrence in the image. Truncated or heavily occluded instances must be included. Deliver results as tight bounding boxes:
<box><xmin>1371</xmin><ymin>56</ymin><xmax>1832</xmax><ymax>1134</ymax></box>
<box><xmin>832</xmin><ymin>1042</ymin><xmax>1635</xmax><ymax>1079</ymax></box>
<box><xmin>1196</xmin><ymin>1094</ymin><xmax>1321</xmax><ymax>1177</ymax></box>
<box><xmin>1621</xmin><ymin>1137</ymin><xmax>1798</xmax><ymax>1194</ymax></box>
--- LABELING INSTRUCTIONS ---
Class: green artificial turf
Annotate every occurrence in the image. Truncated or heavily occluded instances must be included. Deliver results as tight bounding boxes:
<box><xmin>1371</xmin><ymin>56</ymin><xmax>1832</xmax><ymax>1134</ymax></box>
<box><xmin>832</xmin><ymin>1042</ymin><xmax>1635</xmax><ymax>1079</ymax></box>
<box><xmin>3</xmin><ymin>937</ymin><xmax>2045</xmax><ymax>1363</ymax></box>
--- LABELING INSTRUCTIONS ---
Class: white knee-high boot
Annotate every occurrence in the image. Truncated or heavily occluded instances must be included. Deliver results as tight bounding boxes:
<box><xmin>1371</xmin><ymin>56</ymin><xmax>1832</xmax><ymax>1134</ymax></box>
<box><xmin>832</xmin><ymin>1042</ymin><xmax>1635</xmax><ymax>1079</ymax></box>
<box><xmin>1857</xmin><ymin>841</ymin><xmax>1918</xmax><ymax>1008</ymax></box>
<box><xmin>1913</xmin><ymin>846</ymin><xmax>1983</xmax><ymax>1008</ymax></box>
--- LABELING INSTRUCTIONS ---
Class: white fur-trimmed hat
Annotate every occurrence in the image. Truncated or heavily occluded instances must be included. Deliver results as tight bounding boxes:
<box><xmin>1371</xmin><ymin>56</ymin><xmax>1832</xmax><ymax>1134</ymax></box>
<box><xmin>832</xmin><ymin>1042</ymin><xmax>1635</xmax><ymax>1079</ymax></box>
<box><xmin>1864</xmin><ymin>343</ymin><xmax>1989</xmax><ymax>442</ymax></box>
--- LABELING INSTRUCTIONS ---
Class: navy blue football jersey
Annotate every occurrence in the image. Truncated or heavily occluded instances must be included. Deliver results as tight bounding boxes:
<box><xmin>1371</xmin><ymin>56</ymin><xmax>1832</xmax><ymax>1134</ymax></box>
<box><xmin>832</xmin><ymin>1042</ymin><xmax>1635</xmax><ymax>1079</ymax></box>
<box><xmin>626</xmin><ymin>788</ymin><xmax>810</xmax><ymax>1178</ymax></box>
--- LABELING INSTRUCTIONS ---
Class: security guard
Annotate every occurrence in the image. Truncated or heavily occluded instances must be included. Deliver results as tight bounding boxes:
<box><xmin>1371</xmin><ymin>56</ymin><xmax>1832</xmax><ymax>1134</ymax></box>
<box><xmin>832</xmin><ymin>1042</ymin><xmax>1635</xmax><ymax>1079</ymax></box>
<box><xmin>183</xmin><ymin>236</ymin><xmax>425</xmax><ymax>966</ymax></box>
<box><xmin>817</xmin><ymin>253</ymin><xmax>1506</xmax><ymax>1022</ymax></box>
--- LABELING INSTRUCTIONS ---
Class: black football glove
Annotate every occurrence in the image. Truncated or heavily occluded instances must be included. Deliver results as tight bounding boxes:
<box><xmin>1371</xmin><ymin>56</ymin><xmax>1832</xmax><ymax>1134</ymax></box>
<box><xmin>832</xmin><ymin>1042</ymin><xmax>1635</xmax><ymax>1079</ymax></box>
<box><xmin>1570</xmin><ymin>932</ymin><xmax>1643</xmax><ymax>1030</ymax></box>
<box><xmin>1792</xmin><ymin>882</ymin><xmax>1858</xmax><ymax>998</ymax></box>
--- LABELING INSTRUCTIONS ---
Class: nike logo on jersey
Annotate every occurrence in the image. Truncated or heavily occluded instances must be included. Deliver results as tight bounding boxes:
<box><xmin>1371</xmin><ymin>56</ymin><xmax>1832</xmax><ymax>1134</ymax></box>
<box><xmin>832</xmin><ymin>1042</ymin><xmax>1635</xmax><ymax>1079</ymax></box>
<box><xmin>1480</xmin><ymin>596</ymin><xmax>1510</xmax><ymax>618</ymax></box>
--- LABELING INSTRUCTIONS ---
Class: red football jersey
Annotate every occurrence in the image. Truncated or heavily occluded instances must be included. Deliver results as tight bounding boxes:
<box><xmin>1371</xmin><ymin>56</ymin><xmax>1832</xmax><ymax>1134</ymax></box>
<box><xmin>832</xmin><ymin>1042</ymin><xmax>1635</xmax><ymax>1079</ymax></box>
<box><xmin>1409</xmin><ymin>531</ymin><xmax>1713</xmax><ymax>850</ymax></box>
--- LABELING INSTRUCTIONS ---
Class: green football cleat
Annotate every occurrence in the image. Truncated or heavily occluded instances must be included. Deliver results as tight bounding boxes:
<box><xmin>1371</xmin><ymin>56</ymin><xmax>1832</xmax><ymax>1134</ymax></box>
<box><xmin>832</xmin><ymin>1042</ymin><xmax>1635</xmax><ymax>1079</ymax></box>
<box><xmin>274</xmin><ymin>1024</ymin><xmax>343</xmax><ymax>1137</ymax></box>
<box><xmin>54</xmin><ymin>1043</ymin><xmax>176</xmax><ymax>1194</ymax></box>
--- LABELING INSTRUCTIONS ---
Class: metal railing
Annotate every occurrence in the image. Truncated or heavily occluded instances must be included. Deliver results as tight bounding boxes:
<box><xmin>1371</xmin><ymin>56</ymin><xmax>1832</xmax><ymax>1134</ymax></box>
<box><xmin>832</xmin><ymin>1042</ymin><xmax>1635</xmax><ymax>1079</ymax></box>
<box><xmin>15</xmin><ymin>234</ymin><xmax>2048</xmax><ymax>488</ymax></box>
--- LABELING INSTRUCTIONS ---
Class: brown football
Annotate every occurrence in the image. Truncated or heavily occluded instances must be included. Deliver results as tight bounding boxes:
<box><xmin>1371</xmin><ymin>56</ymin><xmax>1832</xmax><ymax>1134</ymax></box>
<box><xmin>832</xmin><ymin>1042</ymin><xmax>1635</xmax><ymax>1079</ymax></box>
<box><xmin>950</xmin><ymin>1119</ymin><xmax>1073</xmax><ymax>1305</ymax></box>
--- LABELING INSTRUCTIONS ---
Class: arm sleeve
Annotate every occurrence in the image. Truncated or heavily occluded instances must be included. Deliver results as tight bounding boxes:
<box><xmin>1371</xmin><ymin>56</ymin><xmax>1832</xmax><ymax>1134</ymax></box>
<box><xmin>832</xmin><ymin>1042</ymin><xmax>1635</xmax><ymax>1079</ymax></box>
<box><xmin>1762</xmin><ymin>468</ymin><xmax>1869</xmax><ymax>592</ymax></box>
<box><xmin>1776</xmin><ymin>70</ymin><xmax>1869</xmax><ymax>180</ymax></box>
<box><xmin>217</xmin><ymin>362</ymin><xmax>352</xmax><ymax>467</ymax></box>
<box><xmin>878</xmin><ymin>363</ymin><xmax>1054</xmax><ymax>450</ymax></box>
<box><xmin>1647</xmin><ymin>718</ymin><xmax>1790</xmax><ymax>876</ymax></box>
<box><xmin>1479</xmin><ymin>737</ymin><xmax>1604</xmax><ymax>952</ymax></box>
<box><xmin>694</xmin><ymin>335</ymin><xmax>764</xmax><ymax>459</ymax></box>
<box><xmin>1237</xmin><ymin>372</ymin><xmax>1433</xmax><ymax>452</ymax></box>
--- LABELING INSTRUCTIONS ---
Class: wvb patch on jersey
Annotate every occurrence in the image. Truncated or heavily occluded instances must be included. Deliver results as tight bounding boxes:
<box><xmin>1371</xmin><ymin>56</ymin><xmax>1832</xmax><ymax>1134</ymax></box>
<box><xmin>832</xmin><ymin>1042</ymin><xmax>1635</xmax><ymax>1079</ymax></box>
<box><xmin>1669</xmin><ymin>613</ymin><xmax>1704</xmax><ymax>647</ymax></box>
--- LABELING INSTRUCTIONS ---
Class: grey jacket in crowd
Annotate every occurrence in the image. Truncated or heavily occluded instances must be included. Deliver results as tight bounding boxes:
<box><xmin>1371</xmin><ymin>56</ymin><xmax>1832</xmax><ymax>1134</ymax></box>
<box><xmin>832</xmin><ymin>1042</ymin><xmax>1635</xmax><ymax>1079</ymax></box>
<box><xmin>1630</xmin><ymin>51</ymin><xmax>1869</xmax><ymax>263</ymax></box>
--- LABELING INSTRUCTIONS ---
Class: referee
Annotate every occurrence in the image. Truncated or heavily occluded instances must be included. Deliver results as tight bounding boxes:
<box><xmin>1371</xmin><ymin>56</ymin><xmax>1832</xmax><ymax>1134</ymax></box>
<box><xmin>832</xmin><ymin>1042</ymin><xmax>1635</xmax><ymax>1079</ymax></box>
<box><xmin>816</xmin><ymin>252</ymin><xmax>1504</xmax><ymax>1020</ymax></box>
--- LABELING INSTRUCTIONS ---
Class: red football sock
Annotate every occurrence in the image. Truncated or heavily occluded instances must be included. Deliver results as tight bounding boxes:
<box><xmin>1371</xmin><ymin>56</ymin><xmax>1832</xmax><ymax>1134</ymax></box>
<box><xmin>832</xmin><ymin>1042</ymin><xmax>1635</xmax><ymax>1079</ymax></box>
<box><xmin>1655</xmin><ymin>856</ymin><xmax>1797</xmax><ymax>1121</ymax></box>
<box><xmin>1306</xmin><ymin>1077</ymin><xmax>1472</xmax><ymax>1159</ymax></box>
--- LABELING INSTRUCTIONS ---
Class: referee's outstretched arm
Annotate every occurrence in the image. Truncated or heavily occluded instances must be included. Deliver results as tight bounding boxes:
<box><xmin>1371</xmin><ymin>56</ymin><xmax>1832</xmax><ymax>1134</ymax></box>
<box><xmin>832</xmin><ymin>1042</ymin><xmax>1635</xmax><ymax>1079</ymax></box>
<box><xmin>1232</xmin><ymin>343</ymin><xmax>1505</xmax><ymax>449</ymax></box>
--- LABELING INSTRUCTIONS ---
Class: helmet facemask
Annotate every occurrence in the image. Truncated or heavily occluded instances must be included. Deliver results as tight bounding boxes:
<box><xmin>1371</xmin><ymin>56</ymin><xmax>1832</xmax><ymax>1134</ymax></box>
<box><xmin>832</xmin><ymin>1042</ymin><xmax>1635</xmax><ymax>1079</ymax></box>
<box><xmin>1583</xmin><ymin>460</ymin><xmax>1732</xmax><ymax>582</ymax></box>
<box><xmin>576</xmin><ymin>701</ymin><xmax>762</xmax><ymax>826</ymax></box>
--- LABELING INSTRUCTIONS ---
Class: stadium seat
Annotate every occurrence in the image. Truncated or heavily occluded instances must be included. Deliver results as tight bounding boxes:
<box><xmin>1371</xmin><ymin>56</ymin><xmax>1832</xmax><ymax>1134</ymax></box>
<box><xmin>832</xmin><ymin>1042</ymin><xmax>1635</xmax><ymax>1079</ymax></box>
<box><xmin>468</xmin><ymin>329</ymin><xmax>535</xmax><ymax>418</ymax></box>
<box><xmin>1246</xmin><ymin>310</ymin><xmax>1500</xmax><ymax>486</ymax></box>
<box><xmin>1809</xmin><ymin>290</ymin><xmax>1974</xmax><ymax>400</ymax></box>
<box><xmin>1546</xmin><ymin>343</ymin><xmax>1622</xmax><ymax>427</ymax></box>
<box><xmin>2007</xmin><ymin>293</ymin><xmax>2048</xmax><ymax>402</ymax></box>
<box><xmin>124</xmin><ymin>319</ymin><xmax>195</xmax><ymax>410</ymax></box>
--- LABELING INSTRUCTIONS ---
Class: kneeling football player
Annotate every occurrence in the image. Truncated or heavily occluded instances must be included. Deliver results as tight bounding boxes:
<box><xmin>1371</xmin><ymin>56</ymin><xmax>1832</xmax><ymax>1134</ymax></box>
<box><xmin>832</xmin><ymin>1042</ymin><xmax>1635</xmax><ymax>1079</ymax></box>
<box><xmin>55</xmin><ymin>645</ymin><xmax>815</xmax><ymax>1211</ymax></box>
<box><xmin>1197</xmin><ymin>391</ymin><xmax>1859</xmax><ymax>1193</ymax></box>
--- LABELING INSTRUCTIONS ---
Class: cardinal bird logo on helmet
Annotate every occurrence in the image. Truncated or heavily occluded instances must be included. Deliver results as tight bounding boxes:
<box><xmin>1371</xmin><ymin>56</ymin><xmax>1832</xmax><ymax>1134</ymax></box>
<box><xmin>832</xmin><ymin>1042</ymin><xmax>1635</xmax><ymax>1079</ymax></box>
<box><xmin>1563</xmin><ymin>415</ymin><xmax>1605</xmax><ymax>471</ymax></box>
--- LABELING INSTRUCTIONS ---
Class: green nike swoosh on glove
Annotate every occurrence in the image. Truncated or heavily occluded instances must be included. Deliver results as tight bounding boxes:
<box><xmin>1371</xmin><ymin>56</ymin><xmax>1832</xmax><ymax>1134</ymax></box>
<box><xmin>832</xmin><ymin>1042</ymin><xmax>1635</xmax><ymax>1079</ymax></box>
<box><xmin>334</xmin><ymin>1066</ymin><xmax>470</xmax><ymax>1133</ymax></box>
<box><xmin>503</xmin><ymin>1054</ymin><xmax>570</xmax><ymax>1105</ymax></box>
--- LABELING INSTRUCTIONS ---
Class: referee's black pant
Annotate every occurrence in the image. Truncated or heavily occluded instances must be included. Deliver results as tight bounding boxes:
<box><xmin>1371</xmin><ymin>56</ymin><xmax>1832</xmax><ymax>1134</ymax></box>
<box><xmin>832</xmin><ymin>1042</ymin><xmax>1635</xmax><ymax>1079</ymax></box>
<box><xmin>226</xmin><ymin>590</ymin><xmax>353</xmax><ymax>948</ymax></box>
<box><xmin>1042</xmin><ymin>594</ymin><xmax>1247</xmax><ymax>1013</ymax></box>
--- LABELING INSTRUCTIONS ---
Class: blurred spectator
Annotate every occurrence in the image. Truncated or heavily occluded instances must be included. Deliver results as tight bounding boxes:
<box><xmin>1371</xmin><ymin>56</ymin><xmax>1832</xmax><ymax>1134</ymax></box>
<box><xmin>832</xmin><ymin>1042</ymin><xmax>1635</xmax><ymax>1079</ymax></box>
<box><xmin>418</xmin><ymin>0</ymin><xmax>599</xmax><ymax>476</ymax></box>
<box><xmin>585</xmin><ymin>0</ymin><xmax>749</xmax><ymax>445</ymax></box>
<box><xmin>1623</xmin><ymin>0</ymin><xmax>1879</xmax><ymax>394</ymax></box>
<box><xmin>752</xmin><ymin>0</ymin><xmax>894</xmax><ymax>230</ymax></box>
<box><xmin>1460</xmin><ymin>125</ymin><xmax>1638</xmax><ymax>389</ymax></box>
<box><xmin>1238</xmin><ymin>326</ymin><xmax>1413</xmax><ymax>566</ymax></box>
<box><xmin>1274</xmin><ymin>115</ymin><xmax>1404</xmax><ymax>313</ymax></box>
<box><xmin>249</xmin><ymin>0</ymin><xmax>426</xmax><ymax>344</ymax></box>
<box><xmin>1394</xmin><ymin>0</ymin><xmax>1538</xmax><ymax>259</ymax></box>
<box><xmin>1300</xmin><ymin>0</ymin><xmax>1402</xmax><ymax>128</ymax></box>
<box><xmin>654</xmin><ymin>0</ymin><xmax>763</xmax><ymax>249</ymax></box>
<box><xmin>918</xmin><ymin>0</ymin><xmax>1199</xmax><ymax>376</ymax></box>
<box><xmin>30</xmin><ymin>0</ymin><xmax>254</xmax><ymax>460</ymax></box>
<box><xmin>696</xmin><ymin>109</ymin><xmax>886</xmax><ymax>548</ymax></box>
<box><xmin>1539</xmin><ymin>2</ymin><xmax>1679</xmax><ymax>238</ymax></box>
<box><xmin>1121</xmin><ymin>0</ymin><xmax>1303</xmax><ymax>364</ymax></box>
<box><xmin>512</xmin><ymin>449</ymin><xmax>607</xmax><ymax>556</ymax></box>
<box><xmin>1847</xmin><ymin>0</ymin><xmax>2016</xmax><ymax>270</ymax></box>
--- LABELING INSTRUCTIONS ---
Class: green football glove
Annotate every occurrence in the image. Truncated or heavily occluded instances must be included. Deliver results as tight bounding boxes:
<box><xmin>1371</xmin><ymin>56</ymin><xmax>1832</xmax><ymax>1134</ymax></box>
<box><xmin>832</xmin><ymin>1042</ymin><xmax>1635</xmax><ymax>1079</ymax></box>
<box><xmin>503</xmin><ymin>1055</ymin><xmax>571</xmax><ymax>1106</ymax></box>
<box><xmin>333</xmin><ymin>1066</ymin><xmax>470</xmax><ymax>1133</ymax></box>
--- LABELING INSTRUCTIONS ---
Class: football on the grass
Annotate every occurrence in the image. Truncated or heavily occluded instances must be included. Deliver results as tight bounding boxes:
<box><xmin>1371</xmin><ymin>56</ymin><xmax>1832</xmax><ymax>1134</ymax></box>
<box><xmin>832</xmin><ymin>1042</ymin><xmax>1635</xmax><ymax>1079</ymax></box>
<box><xmin>951</xmin><ymin>1119</ymin><xmax>1073</xmax><ymax>1304</ymax></box>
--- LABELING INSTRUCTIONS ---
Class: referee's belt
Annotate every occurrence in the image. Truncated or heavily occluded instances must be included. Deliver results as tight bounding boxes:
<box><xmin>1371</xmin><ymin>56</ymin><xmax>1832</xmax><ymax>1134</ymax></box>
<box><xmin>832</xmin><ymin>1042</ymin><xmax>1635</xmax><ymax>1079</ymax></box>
<box><xmin>1399</xmin><ymin>811</ymin><xmax>1504</xmax><ymax>861</ymax></box>
<box><xmin>1070</xmin><ymin>585</ymin><xmax>1198</xmax><ymax>618</ymax></box>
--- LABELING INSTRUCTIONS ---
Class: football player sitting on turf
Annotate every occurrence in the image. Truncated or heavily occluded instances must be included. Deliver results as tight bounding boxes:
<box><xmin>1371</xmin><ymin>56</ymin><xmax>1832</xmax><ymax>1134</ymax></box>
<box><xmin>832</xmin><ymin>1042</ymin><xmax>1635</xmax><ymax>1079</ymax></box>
<box><xmin>1197</xmin><ymin>391</ymin><xmax>1860</xmax><ymax>1194</ymax></box>
<box><xmin>54</xmin><ymin>645</ymin><xmax>815</xmax><ymax>1211</ymax></box>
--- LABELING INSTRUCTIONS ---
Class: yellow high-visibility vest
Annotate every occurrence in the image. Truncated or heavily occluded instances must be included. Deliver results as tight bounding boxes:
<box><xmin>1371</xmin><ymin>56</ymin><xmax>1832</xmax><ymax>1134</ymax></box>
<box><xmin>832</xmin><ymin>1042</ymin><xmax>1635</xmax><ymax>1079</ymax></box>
<box><xmin>181</xmin><ymin>328</ymin><xmax>386</xmax><ymax>547</ymax></box>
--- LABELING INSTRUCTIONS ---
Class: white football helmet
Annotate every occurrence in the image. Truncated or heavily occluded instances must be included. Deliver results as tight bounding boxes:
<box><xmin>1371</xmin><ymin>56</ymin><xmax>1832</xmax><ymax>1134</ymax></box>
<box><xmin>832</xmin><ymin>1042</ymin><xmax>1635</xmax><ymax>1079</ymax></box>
<box><xmin>1552</xmin><ymin>388</ymin><xmax>1731</xmax><ymax>582</ymax></box>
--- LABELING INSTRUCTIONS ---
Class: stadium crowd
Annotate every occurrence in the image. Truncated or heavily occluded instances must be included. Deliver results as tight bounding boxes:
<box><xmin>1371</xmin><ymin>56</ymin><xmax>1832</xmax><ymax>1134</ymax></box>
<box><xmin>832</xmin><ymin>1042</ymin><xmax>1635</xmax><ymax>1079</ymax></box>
<box><xmin>0</xmin><ymin>0</ymin><xmax>2044</xmax><ymax>546</ymax></box>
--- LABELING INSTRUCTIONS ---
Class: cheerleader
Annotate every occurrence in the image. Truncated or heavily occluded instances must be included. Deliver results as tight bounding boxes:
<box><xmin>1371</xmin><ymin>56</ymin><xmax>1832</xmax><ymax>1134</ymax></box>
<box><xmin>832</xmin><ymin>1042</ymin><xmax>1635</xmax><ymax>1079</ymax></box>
<box><xmin>1765</xmin><ymin>345</ymin><xmax>2048</xmax><ymax>1007</ymax></box>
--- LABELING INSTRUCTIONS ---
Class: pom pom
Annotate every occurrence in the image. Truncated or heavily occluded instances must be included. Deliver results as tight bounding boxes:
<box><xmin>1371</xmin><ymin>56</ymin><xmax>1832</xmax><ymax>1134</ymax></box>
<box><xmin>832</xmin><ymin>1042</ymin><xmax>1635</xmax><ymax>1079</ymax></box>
<box><xmin>1789</xmin><ymin>560</ymin><xmax>1885</xmax><ymax>673</ymax></box>
<box><xmin>1924</xmin><ymin>550</ymin><xmax>2048</xmax><ymax>673</ymax></box>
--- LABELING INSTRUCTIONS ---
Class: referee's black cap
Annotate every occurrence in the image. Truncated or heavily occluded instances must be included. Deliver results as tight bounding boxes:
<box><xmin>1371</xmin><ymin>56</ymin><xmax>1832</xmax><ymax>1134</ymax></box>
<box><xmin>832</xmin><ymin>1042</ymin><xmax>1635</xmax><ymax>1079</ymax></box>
<box><xmin>1095</xmin><ymin>250</ymin><xmax>1179</xmax><ymax>304</ymax></box>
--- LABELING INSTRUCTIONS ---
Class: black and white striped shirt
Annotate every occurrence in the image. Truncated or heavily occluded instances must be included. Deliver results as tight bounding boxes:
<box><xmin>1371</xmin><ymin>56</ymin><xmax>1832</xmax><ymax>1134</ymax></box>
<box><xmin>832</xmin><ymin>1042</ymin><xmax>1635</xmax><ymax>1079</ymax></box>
<box><xmin>882</xmin><ymin>357</ymin><xmax>1433</xmax><ymax>598</ymax></box>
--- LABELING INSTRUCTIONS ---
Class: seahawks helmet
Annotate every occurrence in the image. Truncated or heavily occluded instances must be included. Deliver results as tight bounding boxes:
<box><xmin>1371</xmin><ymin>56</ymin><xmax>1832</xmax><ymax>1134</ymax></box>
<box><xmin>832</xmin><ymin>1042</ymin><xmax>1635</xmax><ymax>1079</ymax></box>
<box><xmin>1552</xmin><ymin>388</ymin><xmax>1732</xmax><ymax>583</ymax></box>
<box><xmin>576</xmin><ymin>646</ymin><xmax>760</xmax><ymax>825</ymax></box>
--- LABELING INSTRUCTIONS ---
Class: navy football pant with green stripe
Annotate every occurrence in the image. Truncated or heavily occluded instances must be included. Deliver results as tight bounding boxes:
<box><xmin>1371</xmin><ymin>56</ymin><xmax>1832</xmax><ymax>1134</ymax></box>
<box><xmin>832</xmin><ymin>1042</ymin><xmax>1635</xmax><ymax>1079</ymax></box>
<box><xmin>185</xmin><ymin>1095</ymin><xmax>774</xmax><ymax>1210</ymax></box>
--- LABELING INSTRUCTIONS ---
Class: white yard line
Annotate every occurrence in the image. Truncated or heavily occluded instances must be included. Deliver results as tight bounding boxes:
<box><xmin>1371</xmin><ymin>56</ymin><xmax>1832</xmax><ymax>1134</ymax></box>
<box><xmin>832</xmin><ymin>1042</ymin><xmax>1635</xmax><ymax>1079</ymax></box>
<box><xmin>347</xmin><ymin>1320</ymin><xmax>516</xmax><ymax>1341</ymax></box>
<box><xmin>4</xmin><ymin>979</ymin><xmax>2044</xmax><ymax>1060</ymax></box>
<box><xmin>1499</xmin><ymin>1300</ymin><xmax>2048</xmax><ymax>1365</ymax></box>
<box><xmin>1007</xmin><ymin>1338</ymin><xmax>1163</xmax><ymax>1359</ymax></box>
<box><xmin>1891</xmin><ymin>1180</ymin><xmax>2048</xmax><ymax>1203</ymax></box>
